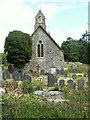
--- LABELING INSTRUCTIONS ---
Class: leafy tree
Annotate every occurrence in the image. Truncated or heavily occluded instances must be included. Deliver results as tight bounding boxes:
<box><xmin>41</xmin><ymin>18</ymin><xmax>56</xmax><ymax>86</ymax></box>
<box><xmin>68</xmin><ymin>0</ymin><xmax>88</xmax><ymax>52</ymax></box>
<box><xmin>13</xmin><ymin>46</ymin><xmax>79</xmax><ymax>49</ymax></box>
<box><xmin>4</xmin><ymin>30</ymin><xmax>32</xmax><ymax>71</ymax></box>
<box><xmin>61</xmin><ymin>38</ymin><xmax>88</xmax><ymax>63</ymax></box>
<box><xmin>61</xmin><ymin>39</ymin><xmax>80</xmax><ymax>62</ymax></box>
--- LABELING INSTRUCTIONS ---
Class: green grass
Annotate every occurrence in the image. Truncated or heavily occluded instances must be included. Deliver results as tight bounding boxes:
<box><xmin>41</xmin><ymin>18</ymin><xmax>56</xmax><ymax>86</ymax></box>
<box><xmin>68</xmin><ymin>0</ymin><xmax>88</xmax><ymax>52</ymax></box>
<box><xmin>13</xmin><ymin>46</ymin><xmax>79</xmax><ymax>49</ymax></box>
<box><xmin>2</xmin><ymin>88</ymin><xmax>89</xmax><ymax>119</ymax></box>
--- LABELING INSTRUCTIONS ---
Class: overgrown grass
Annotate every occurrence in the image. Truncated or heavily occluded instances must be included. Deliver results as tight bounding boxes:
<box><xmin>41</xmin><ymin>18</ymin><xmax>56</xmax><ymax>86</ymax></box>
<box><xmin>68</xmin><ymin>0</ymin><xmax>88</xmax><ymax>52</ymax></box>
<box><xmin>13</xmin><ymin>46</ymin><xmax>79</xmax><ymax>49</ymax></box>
<box><xmin>2</xmin><ymin>88</ymin><xmax>89</xmax><ymax>119</ymax></box>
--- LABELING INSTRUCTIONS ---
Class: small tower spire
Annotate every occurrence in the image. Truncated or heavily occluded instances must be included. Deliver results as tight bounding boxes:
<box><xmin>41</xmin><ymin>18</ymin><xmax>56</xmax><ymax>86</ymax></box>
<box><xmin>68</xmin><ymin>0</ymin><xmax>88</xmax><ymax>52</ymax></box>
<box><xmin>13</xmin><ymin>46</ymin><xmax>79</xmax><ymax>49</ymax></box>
<box><xmin>34</xmin><ymin>9</ymin><xmax>46</xmax><ymax>30</ymax></box>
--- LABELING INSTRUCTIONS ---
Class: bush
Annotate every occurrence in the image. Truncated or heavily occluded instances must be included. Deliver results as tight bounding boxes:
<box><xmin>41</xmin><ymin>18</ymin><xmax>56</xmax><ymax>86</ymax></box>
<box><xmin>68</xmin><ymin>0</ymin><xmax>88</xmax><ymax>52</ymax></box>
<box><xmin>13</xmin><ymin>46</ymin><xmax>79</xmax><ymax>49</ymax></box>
<box><xmin>21</xmin><ymin>80</ymin><xmax>34</xmax><ymax>94</ymax></box>
<box><xmin>4</xmin><ymin>80</ymin><xmax>18</xmax><ymax>91</ymax></box>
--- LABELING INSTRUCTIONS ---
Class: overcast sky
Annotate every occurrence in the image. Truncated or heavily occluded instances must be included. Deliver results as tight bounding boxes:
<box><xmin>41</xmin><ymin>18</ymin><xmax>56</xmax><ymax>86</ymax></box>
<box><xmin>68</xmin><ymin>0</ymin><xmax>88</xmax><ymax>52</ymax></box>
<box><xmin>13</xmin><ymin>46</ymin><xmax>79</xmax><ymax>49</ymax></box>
<box><xmin>0</xmin><ymin>0</ymin><xmax>89</xmax><ymax>53</ymax></box>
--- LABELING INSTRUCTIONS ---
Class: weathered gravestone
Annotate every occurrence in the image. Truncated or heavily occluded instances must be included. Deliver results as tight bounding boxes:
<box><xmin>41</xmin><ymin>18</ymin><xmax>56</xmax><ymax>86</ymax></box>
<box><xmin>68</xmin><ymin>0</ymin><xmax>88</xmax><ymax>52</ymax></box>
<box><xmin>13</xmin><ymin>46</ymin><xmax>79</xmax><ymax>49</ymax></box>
<box><xmin>70</xmin><ymin>66</ymin><xmax>80</xmax><ymax>73</ymax></box>
<box><xmin>20</xmin><ymin>72</ymin><xmax>31</xmax><ymax>82</ymax></box>
<box><xmin>59</xmin><ymin>79</ymin><xmax>65</xmax><ymax>87</ymax></box>
<box><xmin>25</xmin><ymin>74</ymin><xmax>32</xmax><ymax>83</ymax></box>
<box><xmin>4</xmin><ymin>69</ymin><xmax>10</xmax><ymax>79</ymax></box>
<box><xmin>50</xmin><ymin>66</ymin><xmax>56</xmax><ymax>75</ymax></box>
<box><xmin>56</xmin><ymin>69</ymin><xmax>59</xmax><ymax>74</ymax></box>
<box><xmin>68</xmin><ymin>80</ymin><xmax>74</xmax><ymax>89</ymax></box>
<box><xmin>72</xmin><ymin>74</ymin><xmax>76</xmax><ymax>79</ymax></box>
<box><xmin>83</xmin><ymin>73</ymin><xmax>87</xmax><ymax>77</ymax></box>
<box><xmin>8</xmin><ymin>64</ymin><xmax>15</xmax><ymax>73</ymax></box>
<box><xmin>70</xmin><ymin>65</ymin><xmax>73</xmax><ymax>72</ymax></box>
<box><xmin>48</xmin><ymin>74</ymin><xmax>55</xmax><ymax>87</ymax></box>
<box><xmin>40</xmin><ymin>69</ymin><xmax>45</xmax><ymax>75</ymax></box>
<box><xmin>77</xmin><ymin>80</ymin><xmax>84</xmax><ymax>89</ymax></box>
<box><xmin>20</xmin><ymin>72</ymin><xmax>25</xmax><ymax>81</ymax></box>
<box><xmin>60</xmin><ymin>68</ymin><xmax>64</xmax><ymax>75</ymax></box>
<box><xmin>12</xmin><ymin>71</ymin><xmax>20</xmax><ymax>81</ymax></box>
<box><xmin>2</xmin><ymin>66</ymin><xmax>5</xmax><ymax>80</ymax></box>
<box><xmin>64</xmin><ymin>72</ymin><xmax>68</xmax><ymax>77</ymax></box>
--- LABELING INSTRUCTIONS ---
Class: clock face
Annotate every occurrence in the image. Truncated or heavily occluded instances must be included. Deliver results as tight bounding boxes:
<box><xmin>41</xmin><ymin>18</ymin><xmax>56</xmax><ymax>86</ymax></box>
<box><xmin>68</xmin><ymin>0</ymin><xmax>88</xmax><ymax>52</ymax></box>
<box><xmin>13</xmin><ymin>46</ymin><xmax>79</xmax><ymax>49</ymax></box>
<box><xmin>38</xmin><ymin>16</ymin><xmax>42</xmax><ymax>23</ymax></box>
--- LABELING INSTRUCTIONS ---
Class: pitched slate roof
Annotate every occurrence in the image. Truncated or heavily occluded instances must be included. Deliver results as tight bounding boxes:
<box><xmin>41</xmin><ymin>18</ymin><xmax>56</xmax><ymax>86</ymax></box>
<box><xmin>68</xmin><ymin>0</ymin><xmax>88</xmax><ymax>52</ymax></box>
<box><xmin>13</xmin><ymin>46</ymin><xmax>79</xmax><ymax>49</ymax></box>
<box><xmin>31</xmin><ymin>25</ymin><xmax>62</xmax><ymax>50</ymax></box>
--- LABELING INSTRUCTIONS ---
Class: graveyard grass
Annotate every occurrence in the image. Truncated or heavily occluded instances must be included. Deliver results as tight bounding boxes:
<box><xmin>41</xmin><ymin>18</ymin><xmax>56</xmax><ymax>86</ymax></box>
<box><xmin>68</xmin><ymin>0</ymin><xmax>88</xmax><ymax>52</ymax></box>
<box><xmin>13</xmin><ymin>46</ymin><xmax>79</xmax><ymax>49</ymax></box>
<box><xmin>1</xmin><ymin>62</ymin><xmax>90</xmax><ymax>119</ymax></box>
<box><xmin>2</xmin><ymin>88</ymin><xmax>89</xmax><ymax>119</ymax></box>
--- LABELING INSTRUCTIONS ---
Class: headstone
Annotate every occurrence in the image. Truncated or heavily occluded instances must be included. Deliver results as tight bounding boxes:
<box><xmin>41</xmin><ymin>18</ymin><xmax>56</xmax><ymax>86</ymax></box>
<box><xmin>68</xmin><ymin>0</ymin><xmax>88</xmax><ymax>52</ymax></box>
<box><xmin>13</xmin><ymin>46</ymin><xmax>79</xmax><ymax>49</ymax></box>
<box><xmin>25</xmin><ymin>74</ymin><xmax>32</xmax><ymax>83</ymax></box>
<box><xmin>51</xmin><ymin>66</ymin><xmax>56</xmax><ymax>75</ymax></box>
<box><xmin>40</xmin><ymin>69</ymin><xmax>45</xmax><ymax>75</ymax></box>
<box><xmin>19</xmin><ymin>72</ymin><xmax>24</xmax><ymax>81</ymax></box>
<box><xmin>60</xmin><ymin>68</ymin><xmax>64</xmax><ymax>75</ymax></box>
<box><xmin>77</xmin><ymin>80</ymin><xmax>84</xmax><ymax>89</ymax></box>
<box><xmin>70</xmin><ymin>66</ymin><xmax>80</xmax><ymax>73</ymax></box>
<box><xmin>59</xmin><ymin>79</ymin><xmax>65</xmax><ymax>87</ymax></box>
<box><xmin>72</xmin><ymin>74</ymin><xmax>76</xmax><ymax>79</ymax></box>
<box><xmin>70</xmin><ymin>65</ymin><xmax>73</xmax><ymax>72</ymax></box>
<box><xmin>36</xmin><ymin>64</ymin><xmax>41</xmax><ymax>72</ymax></box>
<box><xmin>4</xmin><ymin>69</ymin><xmax>10</xmax><ymax>79</ymax></box>
<box><xmin>8</xmin><ymin>64</ymin><xmax>15</xmax><ymax>73</ymax></box>
<box><xmin>12</xmin><ymin>71</ymin><xmax>20</xmax><ymax>81</ymax></box>
<box><xmin>48</xmin><ymin>74</ymin><xmax>55</xmax><ymax>87</ymax></box>
<box><xmin>83</xmin><ymin>73</ymin><xmax>87</xmax><ymax>77</ymax></box>
<box><xmin>68</xmin><ymin>80</ymin><xmax>74</xmax><ymax>89</ymax></box>
<box><xmin>2</xmin><ymin>66</ymin><xmax>5</xmax><ymax>80</ymax></box>
<box><xmin>56</xmin><ymin>69</ymin><xmax>59</xmax><ymax>74</ymax></box>
<box><xmin>64</xmin><ymin>72</ymin><xmax>68</xmax><ymax>77</ymax></box>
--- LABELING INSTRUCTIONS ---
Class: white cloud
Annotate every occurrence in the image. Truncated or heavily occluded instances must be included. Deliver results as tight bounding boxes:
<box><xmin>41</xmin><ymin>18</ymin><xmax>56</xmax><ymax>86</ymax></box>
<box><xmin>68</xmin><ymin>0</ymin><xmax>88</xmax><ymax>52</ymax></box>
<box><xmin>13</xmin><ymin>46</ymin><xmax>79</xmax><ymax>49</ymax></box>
<box><xmin>0</xmin><ymin>0</ymin><xmax>35</xmax><ymax>52</ymax></box>
<box><xmin>0</xmin><ymin>0</ymin><xmax>88</xmax><ymax>53</ymax></box>
<box><xmin>66</xmin><ymin>26</ymin><xmax>88</xmax><ymax>40</ymax></box>
<box><xmin>0</xmin><ymin>1</ymin><xmax>60</xmax><ymax>53</ymax></box>
<box><xmin>60</xmin><ymin>4</ymin><xmax>76</xmax><ymax>10</ymax></box>
<box><xmin>50</xmin><ymin>27</ymin><xmax>67</xmax><ymax>46</ymax></box>
<box><xmin>41</xmin><ymin>3</ymin><xmax>59</xmax><ymax>19</ymax></box>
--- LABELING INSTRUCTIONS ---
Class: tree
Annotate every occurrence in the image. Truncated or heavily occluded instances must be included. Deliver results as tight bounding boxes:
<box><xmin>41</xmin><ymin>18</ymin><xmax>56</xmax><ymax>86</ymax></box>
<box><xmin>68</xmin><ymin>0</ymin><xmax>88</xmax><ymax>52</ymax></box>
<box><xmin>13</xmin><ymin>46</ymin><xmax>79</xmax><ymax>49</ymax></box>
<box><xmin>4</xmin><ymin>30</ymin><xmax>32</xmax><ymax>71</ymax></box>
<box><xmin>61</xmin><ymin>38</ymin><xmax>88</xmax><ymax>64</ymax></box>
<box><xmin>61</xmin><ymin>39</ymin><xmax>80</xmax><ymax>62</ymax></box>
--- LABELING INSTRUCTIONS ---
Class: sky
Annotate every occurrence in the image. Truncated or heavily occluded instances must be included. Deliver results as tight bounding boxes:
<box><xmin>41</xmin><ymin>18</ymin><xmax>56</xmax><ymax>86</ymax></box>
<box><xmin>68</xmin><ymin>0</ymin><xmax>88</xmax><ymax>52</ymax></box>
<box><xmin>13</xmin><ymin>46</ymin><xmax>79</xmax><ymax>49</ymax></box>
<box><xmin>0</xmin><ymin>0</ymin><xmax>89</xmax><ymax>53</ymax></box>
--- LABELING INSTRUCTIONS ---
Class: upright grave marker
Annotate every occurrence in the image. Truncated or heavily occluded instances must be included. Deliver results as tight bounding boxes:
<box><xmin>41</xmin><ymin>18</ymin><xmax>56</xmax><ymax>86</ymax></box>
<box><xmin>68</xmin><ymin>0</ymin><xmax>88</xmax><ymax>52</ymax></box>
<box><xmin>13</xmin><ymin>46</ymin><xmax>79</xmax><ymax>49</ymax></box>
<box><xmin>4</xmin><ymin>69</ymin><xmax>10</xmax><ymax>79</ymax></box>
<box><xmin>59</xmin><ymin>79</ymin><xmax>65</xmax><ymax>87</ymax></box>
<box><xmin>77</xmin><ymin>80</ymin><xmax>84</xmax><ymax>89</ymax></box>
<box><xmin>48</xmin><ymin>73</ymin><xmax>55</xmax><ymax>87</ymax></box>
<box><xmin>68</xmin><ymin>80</ymin><xmax>74</xmax><ymax>89</ymax></box>
<box><xmin>12</xmin><ymin>71</ymin><xmax>20</xmax><ymax>81</ymax></box>
<box><xmin>72</xmin><ymin>74</ymin><xmax>76</xmax><ymax>79</ymax></box>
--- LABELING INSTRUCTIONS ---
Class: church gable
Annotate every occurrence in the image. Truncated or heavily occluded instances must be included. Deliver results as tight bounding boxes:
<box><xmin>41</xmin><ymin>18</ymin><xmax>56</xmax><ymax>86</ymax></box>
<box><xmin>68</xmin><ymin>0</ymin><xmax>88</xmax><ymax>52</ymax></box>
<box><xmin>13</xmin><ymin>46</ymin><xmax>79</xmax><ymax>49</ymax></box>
<box><xmin>31</xmin><ymin>26</ymin><xmax>64</xmax><ymax>71</ymax></box>
<box><xmin>24</xmin><ymin>10</ymin><xmax>64</xmax><ymax>73</ymax></box>
<box><xmin>31</xmin><ymin>26</ymin><xmax>62</xmax><ymax>51</ymax></box>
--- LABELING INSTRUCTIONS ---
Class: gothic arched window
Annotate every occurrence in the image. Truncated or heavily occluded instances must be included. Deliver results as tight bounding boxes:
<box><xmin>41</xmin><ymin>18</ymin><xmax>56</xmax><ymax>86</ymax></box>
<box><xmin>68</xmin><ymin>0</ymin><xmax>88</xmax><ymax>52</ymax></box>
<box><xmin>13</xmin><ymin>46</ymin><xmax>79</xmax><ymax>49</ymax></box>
<box><xmin>37</xmin><ymin>41</ymin><xmax>44</xmax><ymax>57</ymax></box>
<box><xmin>37</xmin><ymin>44</ymin><xmax>40</xmax><ymax>57</ymax></box>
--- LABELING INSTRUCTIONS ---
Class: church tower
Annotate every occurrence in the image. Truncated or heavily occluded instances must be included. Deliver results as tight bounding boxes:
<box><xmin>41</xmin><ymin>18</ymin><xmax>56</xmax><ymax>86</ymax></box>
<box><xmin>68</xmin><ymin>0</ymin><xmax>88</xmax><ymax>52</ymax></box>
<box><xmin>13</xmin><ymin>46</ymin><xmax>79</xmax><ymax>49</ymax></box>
<box><xmin>34</xmin><ymin>9</ymin><xmax>46</xmax><ymax>30</ymax></box>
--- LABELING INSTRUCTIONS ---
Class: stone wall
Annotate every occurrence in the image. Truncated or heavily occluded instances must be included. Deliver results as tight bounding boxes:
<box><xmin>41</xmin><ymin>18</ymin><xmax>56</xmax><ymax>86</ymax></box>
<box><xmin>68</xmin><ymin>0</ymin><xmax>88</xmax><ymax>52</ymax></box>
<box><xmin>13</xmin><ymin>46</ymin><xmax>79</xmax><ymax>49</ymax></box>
<box><xmin>24</xmin><ymin>27</ymin><xmax>64</xmax><ymax>73</ymax></box>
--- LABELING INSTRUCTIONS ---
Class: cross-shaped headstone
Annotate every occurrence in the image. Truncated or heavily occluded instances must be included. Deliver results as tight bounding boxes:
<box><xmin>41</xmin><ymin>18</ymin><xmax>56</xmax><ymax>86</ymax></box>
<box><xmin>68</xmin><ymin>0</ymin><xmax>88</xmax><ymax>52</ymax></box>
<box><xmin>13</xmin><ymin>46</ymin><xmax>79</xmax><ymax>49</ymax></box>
<box><xmin>36</xmin><ymin>64</ymin><xmax>41</xmax><ymax>72</ymax></box>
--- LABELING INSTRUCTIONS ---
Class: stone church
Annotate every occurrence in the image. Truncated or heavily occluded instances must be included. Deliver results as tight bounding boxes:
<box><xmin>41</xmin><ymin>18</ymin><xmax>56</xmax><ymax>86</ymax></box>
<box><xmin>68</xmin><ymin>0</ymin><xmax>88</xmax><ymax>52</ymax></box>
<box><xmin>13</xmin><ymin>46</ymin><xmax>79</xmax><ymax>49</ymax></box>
<box><xmin>24</xmin><ymin>9</ymin><xmax>64</xmax><ymax>73</ymax></box>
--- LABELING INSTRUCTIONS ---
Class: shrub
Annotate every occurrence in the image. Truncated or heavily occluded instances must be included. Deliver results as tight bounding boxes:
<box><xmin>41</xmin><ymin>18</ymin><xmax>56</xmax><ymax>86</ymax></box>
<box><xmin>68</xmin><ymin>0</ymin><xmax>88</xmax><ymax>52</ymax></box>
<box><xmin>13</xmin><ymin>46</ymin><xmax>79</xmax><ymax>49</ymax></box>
<box><xmin>21</xmin><ymin>80</ymin><xmax>34</xmax><ymax>94</ymax></box>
